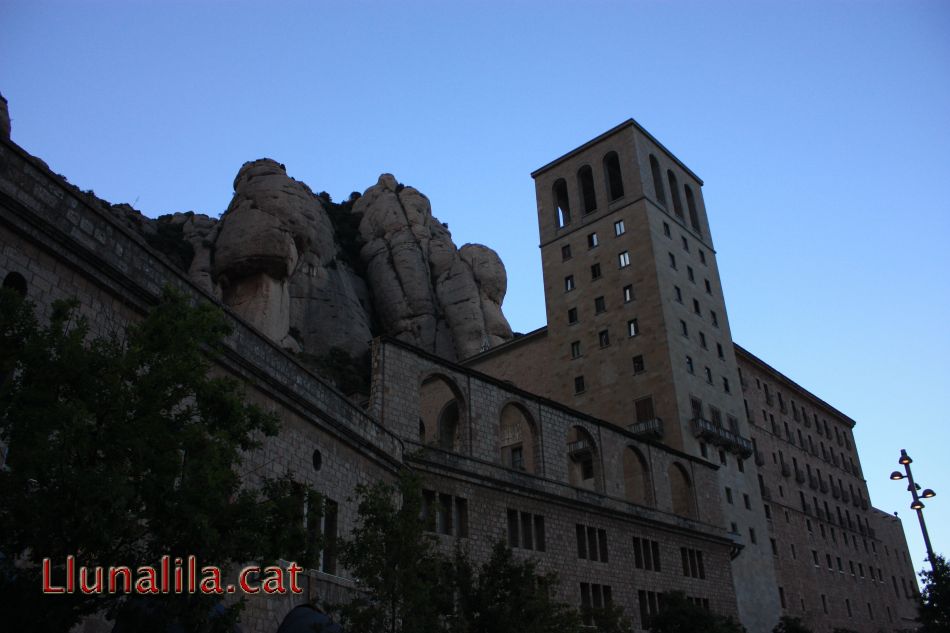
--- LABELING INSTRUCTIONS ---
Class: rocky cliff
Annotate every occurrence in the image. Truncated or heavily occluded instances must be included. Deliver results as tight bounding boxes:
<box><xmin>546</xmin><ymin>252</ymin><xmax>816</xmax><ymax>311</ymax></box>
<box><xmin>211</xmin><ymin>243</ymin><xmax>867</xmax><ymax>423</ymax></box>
<box><xmin>62</xmin><ymin>156</ymin><xmax>513</xmax><ymax>375</ymax></box>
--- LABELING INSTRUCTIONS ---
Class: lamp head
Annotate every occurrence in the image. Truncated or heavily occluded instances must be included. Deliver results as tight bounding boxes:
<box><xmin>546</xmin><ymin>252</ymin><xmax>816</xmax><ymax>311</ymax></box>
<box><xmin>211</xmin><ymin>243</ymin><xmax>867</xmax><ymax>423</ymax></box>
<box><xmin>922</xmin><ymin>489</ymin><xmax>936</xmax><ymax>499</ymax></box>
<box><xmin>890</xmin><ymin>471</ymin><xmax>905</xmax><ymax>480</ymax></box>
<box><xmin>899</xmin><ymin>449</ymin><xmax>912</xmax><ymax>465</ymax></box>
<box><xmin>911</xmin><ymin>499</ymin><xmax>925</xmax><ymax>511</ymax></box>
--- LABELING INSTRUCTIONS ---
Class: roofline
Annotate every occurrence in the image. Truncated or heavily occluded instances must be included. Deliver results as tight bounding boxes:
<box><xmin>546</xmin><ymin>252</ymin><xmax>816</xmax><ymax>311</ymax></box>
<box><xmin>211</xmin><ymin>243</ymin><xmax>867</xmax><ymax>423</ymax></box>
<box><xmin>462</xmin><ymin>325</ymin><xmax>549</xmax><ymax>363</ymax></box>
<box><xmin>380</xmin><ymin>335</ymin><xmax>716</xmax><ymax>469</ymax></box>
<box><xmin>733</xmin><ymin>342</ymin><xmax>858</xmax><ymax>429</ymax></box>
<box><xmin>530</xmin><ymin>118</ymin><xmax>704</xmax><ymax>185</ymax></box>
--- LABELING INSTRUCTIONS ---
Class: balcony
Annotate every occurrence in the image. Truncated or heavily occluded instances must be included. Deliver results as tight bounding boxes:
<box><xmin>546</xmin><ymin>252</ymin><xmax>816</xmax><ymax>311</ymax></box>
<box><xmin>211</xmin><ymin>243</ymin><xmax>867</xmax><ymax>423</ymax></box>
<box><xmin>691</xmin><ymin>417</ymin><xmax>754</xmax><ymax>458</ymax></box>
<box><xmin>568</xmin><ymin>440</ymin><xmax>593</xmax><ymax>460</ymax></box>
<box><xmin>628</xmin><ymin>417</ymin><xmax>664</xmax><ymax>440</ymax></box>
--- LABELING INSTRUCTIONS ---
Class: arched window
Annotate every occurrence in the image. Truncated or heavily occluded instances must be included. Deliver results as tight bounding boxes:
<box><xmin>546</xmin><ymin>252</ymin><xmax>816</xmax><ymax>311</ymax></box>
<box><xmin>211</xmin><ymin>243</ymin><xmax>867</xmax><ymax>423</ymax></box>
<box><xmin>685</xmin><ymin>185</ymin><xmax>702</xmax><ymax>235</ymax></box>
<box><xmin>567</xmin><ymin>425</ymin><xmax>601</xmax><ymax>491</ymax></box>
<box><xmin>577</xmin><ymin>165</ymin><xmax>597</xmax><ymax>214</ymax></box>
<box><xmin>419</xmin><ymin>374</ymin><xmax>466</xmax><ymax>453</ymax></box>
<box><xmin>553</xmin><ymin>178</ymin><xmax>571</xmax><ymax>228</ymax></box>
<box><xmin>499</xmin><ymin>402</ymin><xmax>539</xmax><ymax>474</ymax></box>
<box><xmin>667</xmin><ymin>170</ymin><xmax>684</xmax><ymax>218</ymax></box>
<box><xmin>2</xmin><ymin>272</ymin><xmax>27</xmax><ymax>297</ymax></box>
<box><xmin>649</xmin><ymin>155</ymin><xmax>666</xmax><ymax>206</ymax></box>
<box><xmin>669</xmin><ymin>462</ymin><xmax>695</xmax><ymax>518</ymax></box>
<box><xmin>623</xmin><ymin>446</ymin><xmax>653</xmax><ymax>506</ymax></box>
<box><xmin>603</xmin><ymin>152</ymin><xmax>624</xmax><ymax>201</ymax></box>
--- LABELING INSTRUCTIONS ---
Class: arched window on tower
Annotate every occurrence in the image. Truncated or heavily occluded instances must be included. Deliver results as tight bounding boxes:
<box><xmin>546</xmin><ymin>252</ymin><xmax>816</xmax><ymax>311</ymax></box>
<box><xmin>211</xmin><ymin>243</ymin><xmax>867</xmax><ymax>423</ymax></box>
<box><xmin>577</xmin><ymin>165</ymin><xmax>597</xmax><ymax>214</ymax></box>
<box><xmin>685</xmin><ymin>185</ymin><xmax>701</xmax><ymax>235</ymax></box>
<box><xmin>649</xmin><ymin>155</ymin><xmax>666</xmax><ymax>207</ymax></box>
<box><xmin>553</xmin><ymin>178</ymin><xmax>571</xmax><ymax>228</ymax></box>
<box><xmin>603</xmin><ymin>151</ymin><xmax>624</xmax><ymax>201</ymax></box>
<box><xmin>667</xmin><ymin>170</ymin><xmax>684</xmax><ymax>218</ymax></box>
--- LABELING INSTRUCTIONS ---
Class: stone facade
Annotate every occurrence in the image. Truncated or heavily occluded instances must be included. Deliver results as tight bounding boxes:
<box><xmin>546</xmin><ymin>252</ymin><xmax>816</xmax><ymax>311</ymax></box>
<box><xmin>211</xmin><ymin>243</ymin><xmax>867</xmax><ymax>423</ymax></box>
<box><xmin>737</xmin><ymin>345</ymin><xmax>921</xmax><ymax>632</ymax></box>
<box><xmin>465</xmin><ymin>121</ymin><xmax>920</xmax><ymax>633</ymax></box>
<box><xmin>2</xmin><ymin>123</ymin><xmax>750</xmax><ymax>631</ymax></box>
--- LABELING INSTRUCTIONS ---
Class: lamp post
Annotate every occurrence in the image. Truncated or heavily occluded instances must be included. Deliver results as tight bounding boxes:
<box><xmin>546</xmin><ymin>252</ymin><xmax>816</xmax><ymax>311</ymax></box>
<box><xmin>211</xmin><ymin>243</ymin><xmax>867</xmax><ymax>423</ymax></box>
<box><xmin>890</xmin><ymin>448</ymin><xmax>937</xmax><ymax>573</ymax></box>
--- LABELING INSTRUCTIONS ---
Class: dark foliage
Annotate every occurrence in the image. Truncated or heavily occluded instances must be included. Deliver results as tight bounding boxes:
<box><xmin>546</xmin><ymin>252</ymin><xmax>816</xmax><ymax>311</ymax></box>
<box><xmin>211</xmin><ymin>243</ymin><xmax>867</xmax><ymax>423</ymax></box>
<box><xmin>0</xmin><ymin>287</ymin><xmax>315</xmax><ymax>633</ymax></box>
<box><xmin>144</xmin><ymin>215</ymin><xmax>196</xmax><ymax>270</ymax></box>
<box><xmin>919</xmin><ymin>554</ymin><xmax>950</xmax><ymax>633</ymax></box>
<box><xmin>646</xmin><ymin>591</ymin><xmax>745</xmax><ymax>633</ymax></box>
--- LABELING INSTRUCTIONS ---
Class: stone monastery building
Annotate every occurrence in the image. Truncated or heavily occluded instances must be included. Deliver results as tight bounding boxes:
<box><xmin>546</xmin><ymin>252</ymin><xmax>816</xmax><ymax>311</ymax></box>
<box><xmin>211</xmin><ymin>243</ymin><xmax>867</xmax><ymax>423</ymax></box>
<box><xmin>0</xmin><ymin>94</ymin><xmax>922</xmax><ymax>632</ymax></box>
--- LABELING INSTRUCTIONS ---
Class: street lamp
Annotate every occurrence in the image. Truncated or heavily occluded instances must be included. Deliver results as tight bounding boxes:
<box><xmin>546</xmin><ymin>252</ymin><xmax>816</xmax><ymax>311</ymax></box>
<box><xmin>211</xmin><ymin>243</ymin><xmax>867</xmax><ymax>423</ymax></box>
<box><xmin>890</xmin><ymin>448</ymin><xmax>937</xmax><ymax>573</ymax></box>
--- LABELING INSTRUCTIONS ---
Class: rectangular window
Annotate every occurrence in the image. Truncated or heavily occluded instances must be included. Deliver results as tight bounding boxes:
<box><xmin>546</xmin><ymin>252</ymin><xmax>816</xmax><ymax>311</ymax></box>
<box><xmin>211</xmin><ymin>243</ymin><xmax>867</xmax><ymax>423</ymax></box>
<box><xmin>598</xmin><ymin>330</ymin><xmax>610</xmax><ymax>347</ymax></box>
<box><xmin>663</xmin><ymin>222</ymin><xmax>671</xmax><ymax>237</ymax></box>
<box><xmin>705</xmin><ymin>366</ymin><xmax>713</xmax><ymax>384</ymax></box>
<box><xmin>686</xmin><ymin>356</ymin><xmax>694</xmax><ymax>374</ymax></box>
<box><xmin>674</xmin><ymin>285</ymin><xmax>683</xmax><ymax>302</ymax></box>
<box><xmin>749</xmin><ymin>527</ymin><xmax>757</xmax><ymax>544</ymax></box>
<box><xmin>594</xmin><ymin>296</ymin><xmax>606</xmax><ymax>313</ymax></box>
<box><xmin>422</xmin><ymin>490</ymin><xmax>468</xmax><ymax>539</ymax></box>
<box><xmin>717</xmin><ymin>343</ymin><xmax>724</xmax><ymax>359</ymax></box>
<box><xmin>681</xmin><ymin>236</ymin><xmax>689</xmax><ymax>251</ymax></box>
<box><xmin>634</xmin><ymin>537</ymin><xmax>662</xmax><ymax>571</ymax></box>
<box><xmin>723</xmin><ymin>377</ymin><xmax>731</xmax><ymax>393</ymax></box>
<box><xmin>680</xmin><ymin>319</ymin><xmax>688</xmax><ymax>337</ymax></box>
<box><xmin>693</xmin><ymin>298</ymin><xmax>701</xmax><ymax>315</ymax></box>
<box><xmin>508</xmin><ymin>509</ymin><xmax>545</xmax><ymax>551</ymax></box>
<box><xmin>568</xmin><ymin>307</ymin><xmax>578</xmax><ymax>324</ymax></box>
<box><xmin>705</xmin><ymin>279</ymin><xmax>712</xmax><ymax>294</ymax></box>
<box><xmin>618</xmin><ymin>251</ymin><xmax>631</xmax><ymax>268</ymax></box>
<box><xmin>680</xmin><ymin>547</ymin><xmax>704</xmax><ymax>578</ymax></box>
<box><xmin>590</xmin><ymin>263</ymin><xmax>602</xmax><ymax>279</ymax></box>
<box><xmin>632</xmin><ymin>355</ymin><xmax>645</xmax><ymax>374</ymax></box>
<box><xmin>710</xmin><ymin>310</ymin><xmax>719</xmax><ymax>327</ymax></box>
<box><xmin>570</xmin><ymin>341</ymin><xmax>581</xmax><ymax>359</ymax></box>
<box><xmin>614</xmin><ymin>219</ymin><xmax>625</xmax><ymax>236</ymax></box>
<box><xmin>574</xmin><ymin>376</ymin><xmax>585</xmax><ymax>394</ymax></box>
<box><xmin>725</xmin><ymin>487</ymin><xmax>733</xmax><ymax>504</ymax></box>
<box><xmin>743</xmin><ymin>494</ymin><xmax>751</xmax><ymax>509</ymax></box>
<box><xmin>588</xmin><ymin>232</ymin><xmax>599</xmax><ymax>248</ymax></box>
<box><xmin>687</xmin><ymin>266</ymin><xmax>695</xmax><ymax>282</ymax></box>
<box><xmin>628</xmin><ymin>318</ymin><xmax>639</xmax><ymax>337</ymax></box>
<box><xmin>669</xmin><ymin>252</ymin><xmax>677</xmax><ymax>269</ymax></box>
<box><xmin>634</xmin><ymin>396</ymin><xmax>654</xmax><ymax>421</ymax></box>
<box><xmin>564</xmin><ymin>275</ymin><xmax>575</xmax><ymax>292</ymax></box>
<box><xmin>699</xmin><ymin>249</ymin><xmax>706</xmax><ymax>264</ymax></box>
<box><xmin>561</xmin><ymin>244</ymin><xmax>572</xmax><ymax>261</ymax></box>
<box><xmin>623</xmin><ymin>284</ymin><xmax>634</xmax><ymax>302</ymax></box>
<box><xmin>699</xmin><ymin>331</ymin><xmax>707</xmax><ymax>348</ymax></box>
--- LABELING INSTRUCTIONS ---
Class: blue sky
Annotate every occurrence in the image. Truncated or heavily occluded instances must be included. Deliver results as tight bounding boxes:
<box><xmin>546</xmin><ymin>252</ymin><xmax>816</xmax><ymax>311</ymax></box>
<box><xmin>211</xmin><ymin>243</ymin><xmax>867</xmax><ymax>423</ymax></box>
<box><xmin>2</xmin><ymin>0</ymin><xmax>948</xmax><ymax>575</ymax></box>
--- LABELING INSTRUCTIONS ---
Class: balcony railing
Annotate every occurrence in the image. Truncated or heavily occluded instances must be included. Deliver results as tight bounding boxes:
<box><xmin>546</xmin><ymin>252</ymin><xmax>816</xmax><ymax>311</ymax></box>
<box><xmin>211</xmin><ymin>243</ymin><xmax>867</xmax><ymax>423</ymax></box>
<box><xmin>628</xmin><ymin>417</ymin><xmax>664</xmax><ymax>439</ymax></box>
<box><xmin>567</xmin><ymin>440</ymin><xmax>592</xmax><ymax>460</ymax></box>
<box><xmin>690</xmin><ymin>417</ymin><xmax>754</xmax><ymax>458</ymax></box>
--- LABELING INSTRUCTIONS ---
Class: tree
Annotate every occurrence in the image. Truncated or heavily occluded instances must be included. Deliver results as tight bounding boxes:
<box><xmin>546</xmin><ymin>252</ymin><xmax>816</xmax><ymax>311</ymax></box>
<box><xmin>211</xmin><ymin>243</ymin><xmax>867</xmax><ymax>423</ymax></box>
<box><xmin>0</xmin><ymin>288</ymin><xmax>313</xmax><ymax>633</ymax></box>
<box><xmin>773</xmin><ymin>616</ymin><xmax>812</xmax><ymax>633</ymax></box>
<box><xmin>646</xmin><ymin>591</ymin><xmax>745</xmax><ymax>633</ymax></box>
<box><xmin>919</xmin><ymin>554</ymin><xmax>950</xmax><ymax>633</ymax></box>
<box><xmin>332</xmin><ymin>473</ymin><xmax>452</xmax><ymax>633</ymax></box>
<box><xmin>452</xmin><ymin>541</ymin><xmax>584</xmax><ymax>633</ymax></box>
<box><xmin>332</xmin><ymin>472</ymin><xmax>599</xmax><ymax>633</ymax></box>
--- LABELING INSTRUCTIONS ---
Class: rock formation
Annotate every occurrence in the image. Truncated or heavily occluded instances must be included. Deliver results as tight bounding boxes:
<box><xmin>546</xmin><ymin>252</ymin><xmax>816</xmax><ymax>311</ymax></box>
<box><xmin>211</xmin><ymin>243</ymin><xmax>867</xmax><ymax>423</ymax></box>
<box><xmin>14</xmin><ymin>132</ymin><xmax>514</xmax><ymax>373</ymax></box>
<box><xmin>355</xmin><ymin>175</ymin><xmax>512</xmax><ymax>359</ymax></box>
